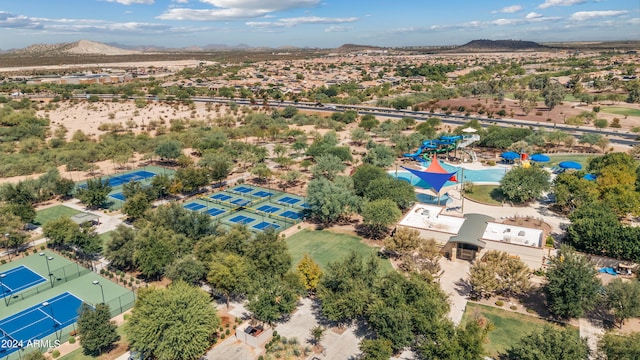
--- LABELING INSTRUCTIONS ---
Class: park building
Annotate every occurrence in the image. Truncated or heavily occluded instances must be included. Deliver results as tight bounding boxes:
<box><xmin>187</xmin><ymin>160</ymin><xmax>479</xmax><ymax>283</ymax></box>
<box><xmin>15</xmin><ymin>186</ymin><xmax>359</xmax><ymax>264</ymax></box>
<box><xmin>397</xmin><ymin>203</ymin><xmax>547</xmax><ymax>269</ymax></box>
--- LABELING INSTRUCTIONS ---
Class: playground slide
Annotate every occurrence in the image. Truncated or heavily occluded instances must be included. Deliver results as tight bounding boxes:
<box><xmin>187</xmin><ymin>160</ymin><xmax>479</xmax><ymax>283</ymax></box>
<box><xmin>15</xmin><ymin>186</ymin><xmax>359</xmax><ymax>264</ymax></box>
<box><xmin>457</xmin><ymin>134</ymin><xmax>480</xmax><ymax>149</ymax></box>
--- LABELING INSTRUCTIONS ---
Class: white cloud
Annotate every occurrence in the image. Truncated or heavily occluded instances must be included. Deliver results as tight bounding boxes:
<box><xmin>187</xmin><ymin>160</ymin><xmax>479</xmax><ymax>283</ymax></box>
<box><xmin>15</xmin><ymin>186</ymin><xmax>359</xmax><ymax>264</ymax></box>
<box><xmin>324</xmin><ymin>25</ymin><xmax>352</xmax><ymax>32</ymax></box>
<box><xmin>160</xmin><ymin>0</ymin><xmax>321</xmax><ymax>21</ymax></box>
<box><xmin>569</xmin><ymin>10</ymin><xmax>628</xmax><ymax>21</ymax></box>
<box><xmin>104</xmin><ymin>0</ymin><xmax>154</xmax><ymax>5</ymax></box>
<box><xmin>246</xmin><ymin>16</ymin><xmax>358</xmax><ymax>28</ymax></box>
<box><xmin>492</xmin><ymin>5</ymin><xmax>523</xmax><ymax>14</ymax></box>
<box><xmin>526</xmin><ymin>12</ymin><xmax>543</xmax><ymax>19</ymax></box>
<box><xmin>538</xmin><ymin>0</ymin><xmax>586</xmax><ymax>9</ymax></box>
<box><xmin>172</xmin><ymin>0</ymin><xmax>189</xmax><ymax>3</ymax></box>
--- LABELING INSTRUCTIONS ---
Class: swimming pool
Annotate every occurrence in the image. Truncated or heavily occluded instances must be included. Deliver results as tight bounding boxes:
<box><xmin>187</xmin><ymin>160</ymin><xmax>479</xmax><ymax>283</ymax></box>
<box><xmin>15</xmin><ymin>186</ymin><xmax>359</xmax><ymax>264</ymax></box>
<box><xmin>392</xmin><ymin>162</ymin><xmax>507</xmax><ymax>189</ymax></box>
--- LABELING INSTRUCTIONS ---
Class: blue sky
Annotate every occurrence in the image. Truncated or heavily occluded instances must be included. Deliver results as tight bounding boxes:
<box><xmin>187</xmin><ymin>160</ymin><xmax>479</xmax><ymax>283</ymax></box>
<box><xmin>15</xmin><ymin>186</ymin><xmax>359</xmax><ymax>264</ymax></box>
<box><xmin>0</xmin><ymin>0</ymin><xmax>637</xmax><ymax>49</ymax></box>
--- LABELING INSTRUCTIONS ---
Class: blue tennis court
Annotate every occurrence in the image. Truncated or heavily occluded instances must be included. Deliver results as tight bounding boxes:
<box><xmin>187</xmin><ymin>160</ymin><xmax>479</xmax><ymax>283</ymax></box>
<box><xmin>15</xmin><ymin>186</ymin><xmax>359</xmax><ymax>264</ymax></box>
<box><xmin>0</xmin><ymin>292</ymin><xmax>83</xmax><ymax>356</ymax></box>
<box><xmin>280</xmin><ymin>210</ymin><xmax>303</xmax><ymax>220</ymax></box>
<box><xmin>231</xmin><ymin>198</ymin><xmax>251</xmax><ymax>207</ymax></box>
<box><xmin>207</xmin><ymin>208</ymin><xmax>226</xmax><ymax>217</ymax></box>
<box><xmin>253</xmin><ymin>222</ymin><xmax>281</xmax><ymax>231</ymax></box>
<box><xmin>184</xmin><ymin>203</ymin><xmax>206</xmax><ymax>211</ymax></box>
<box><xmin>0</xmin><ymin>266</ymin><xmax>46</xmax><ymax>299</ymax></box>
<box><xmin>253</xmin><ymin>191</ymin><xmax>272</xmax><ymax>198</ymax></box>
<box><xmin>210</xmin><ymin>193</ymin><xmax>232</xmax><ymax>201</ymax></box>
<box><xmin>278</xmin><ymin>196</ymin><xmax>301</xmax><ymax>205</ymax></box>
<box><xmin>256</xmin><ymin>205</ymin><xmax>281</xmax><ymax>214</ymax></box>
<box><xmin>104</xmin><ymin>170</ymin><xmax>156</xmax><ymax>187</ymax></box>
<box><xmin>232</xmin><ymin>186</ymin><xmax>253</xmax><ymax>194</ymax></box>
<box><xmin>228</xmin><ymin>215</ymin><xmax>256</xmax><ymax>225</ymax></box>
<box><xmin>110</xmin><ymin>192</ymin><xmax>126</xmax><ymax>201</ymax></box>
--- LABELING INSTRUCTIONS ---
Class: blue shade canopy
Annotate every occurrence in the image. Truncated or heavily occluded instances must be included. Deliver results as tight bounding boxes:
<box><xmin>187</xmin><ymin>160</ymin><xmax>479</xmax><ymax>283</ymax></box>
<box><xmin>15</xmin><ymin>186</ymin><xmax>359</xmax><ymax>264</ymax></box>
<box><xmin>530</xmin><ymin>154</ymin><xmax>550</xmax><ymax>162</ymax></box>
<box><xmin>401</xmin><ymin>166</ymin><xmax>457</xmax><ymax>193</ymax></box>
<box><xmin>583</xmin><ymin>173</ymin><xmax>597</xmax><ymax>181</ymax></box>
<box><xmin>559</xmin><ymin>161</ymin><xmax>582</xmax><ymax>170</ymax></box>
<box><xmin>501</xmin><ymin>152</ymin><xmax>519</xmax><ymax>160</ymax></box>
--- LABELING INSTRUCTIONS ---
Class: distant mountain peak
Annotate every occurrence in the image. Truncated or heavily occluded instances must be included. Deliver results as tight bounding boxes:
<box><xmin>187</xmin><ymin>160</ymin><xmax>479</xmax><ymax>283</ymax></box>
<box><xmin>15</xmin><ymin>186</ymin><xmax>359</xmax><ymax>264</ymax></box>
<box><xmin>458</xmin><ymin>39</ymin><xmax>544</xmax><ymax>51</ymax></box>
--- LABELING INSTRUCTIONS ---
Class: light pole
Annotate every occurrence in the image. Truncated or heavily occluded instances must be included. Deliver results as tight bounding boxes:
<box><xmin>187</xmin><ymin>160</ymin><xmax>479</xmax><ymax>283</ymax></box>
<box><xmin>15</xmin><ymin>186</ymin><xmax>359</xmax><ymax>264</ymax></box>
<box><xmin>0</xmin><ymin>274</ymin><xmax>7</xmax><ymax>306</ymax></box>
<box><xmin>92</xmin><ymin>280</ymin><xmax>105</xmax><ymax>304</ymax></box>
<box><xmin>42</xmin><ymin>301</ymin><xmax>60</xmax><ymax>340</ymax></box>
<box><xmin>39</xmin><ymin>253</ymin><xmax>54</xmax><ymax>288</ymax></box>
<box><xmin>3</xmin><ymin>233</ymin><xmax>9</xmax><ymax>258</ymax></box>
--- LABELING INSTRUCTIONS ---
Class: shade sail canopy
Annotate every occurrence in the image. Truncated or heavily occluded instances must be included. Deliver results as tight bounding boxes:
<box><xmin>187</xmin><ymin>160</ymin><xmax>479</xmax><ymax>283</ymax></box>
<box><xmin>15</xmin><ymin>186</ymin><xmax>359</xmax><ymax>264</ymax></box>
<box><xmin>462</xmin><ymin>127</ymin><xmax>478</xmax><ymax>133</ymax></box>
<box><xmin>501</xmin><ymin>152</ymin><xmax>520</xmax><ymax>160</ymax></box>
<box><xmin>559</xmin><ymin>161</ymin><xmax>582</xmax><ymax>170</ymax></box>
<box><xmin>530</xmin><ymin>154</ymin><xmax>550</xmax><ymax>162</ymax></box>
<box><xmin>402</xmin><ymin>156</ymin><xmax>457</xmax><ymax>193</ymax></box>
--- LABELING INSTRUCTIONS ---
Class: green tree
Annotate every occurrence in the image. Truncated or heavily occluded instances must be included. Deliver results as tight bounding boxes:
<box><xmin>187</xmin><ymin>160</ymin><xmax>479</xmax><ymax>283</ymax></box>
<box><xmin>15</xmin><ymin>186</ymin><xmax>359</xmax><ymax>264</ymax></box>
<box><xmin>383</xmin><ymin>227</ymin><xmax>420</xmax><ymax>256</ymax></box>
<box><xmin>543</xmin><ymin>246</ymin><xmax>601</xmax><ymax>319</ymax></box>
<box><xmin>499</xmin><ymin>166</ymin><xmax>550</xmax><ymax>204</ymax></box>
<box><xmin>207</xmin><ymin>252</ymin><xmax>253</xmax><ymax>307</ymax></box>
<box><xmin>317</xmin><ymin>252</ymin><xmax>379</xmax><ymax>324</ymax></box>
<box><xmin>599</xmin><ymin>332</ymin><xmax>640</xmax><ymax>360</ymax></box>
<box><xmin>77</xmin><ymin>303</ymin><xmax>119</xmax><ymax>356</ymax></box>
<box><xmin>468</xmin><ymin>251</ymin><xmax>530</xmax><ymax>299</ymax></box>
<box><xmin>105</xmin><ymin>225</ymin><xmax>136</xmax><ymax>271</ymax></box>
<box><xmin>122</xmin><ymin>192</ymin><xmax>152</xmax><ymax>221</ymax></box>
<box><xmin>542</xmin><ymin>82</ymin><xmax>565</xmax><ymax>114</ymax></box>
<box><xmin>362</xmin><ymin>144</ymin><xmax>396</xmax><ymax>167</ymax></box>
<box><xmin>605</xmin><ymin>279</ymin><xmax>640</xmax><ymax>328</ymax></box>
<box><xmin>133</xmin><ymin>224</ymin><xmax>177</xmax><ymax>280</ymax></box>
<box><xmin>154</xmin><ymin>139</ymin><xmax>182</xmax><ymax>162</ymax></box>
<box><xmin>76</xmin><ymin>178</ymin><xmax>112</xmax><ymax>209</ymax></box>
<box><xmin>359</xmin><ymin>114</ymin><xmax>380</xmax><ymax>131</ymax></box>
<box><xmin>199</xmin><ymin>151</ymin><xmax>232</xmax><ymax>185</ymax></box>
<box><xmin>352</xmin><ymin>164</ymin><xmax>388</xmax><ymax>196</ymax></box>
<box><xmin>307</xmin><ymin>176</ymin><xmax>361</xmax><ymax>224</ymax></box>
<box><xmin>415</xmin><ymin>318</ymin><xmax>491</xmax><ymax>360</ymax></box>
<box><xmin>127</xmin><ymin>282</ymin><xmax>220</xmax><ymax>360</ymax></box>
<box><xmin>310</xmin><ymin>325</ymin><xmax>326</xmax><ymax>346</ymax></box>
<box><xmin>165</xmin><ymin>256</ymin><xmax>206</xmax><ymax>285</ymax></box>
<box><xmin>502</xmin><ymin>325</ymin><xmax>589</xmax><ymax>360</ymax></box>
<box><xmin>578</xmin><ymin>133</ymin><xmax>602</xmax><ymax>150</ymax></box>
<box><xmin>23</xmin><ymin>350</ymin><xmax>46</xmax><ymax>360</ymax></box>
<box><xmin>311</xmin><ymin>154</ymin><xmax>346</xmax><ymax>181</ymax></box>
<box><xmin>42</xmin><ymin>216</ymin><xmax>78</xmax><ymax>248</ymax></box>
<box><xmin>247</xmin><ymin>279</ymin><xmax>298</xmax><ymax>325</ymax></box>
<box><xmin>246</xmin><ymin>228</ymin><xmax>292</xmax><ymax>280</ymax></box>
<box><xmin>364</xmin><ymin>177</ymin><xmax>416</xmax><ymax>210</ymax></box>
<box><xmin>359</xmin><ymin>338</ymin><xmax>393</xmax><ymax>360</ymax></box>
<box><xmin>552</xmin><ymin>172</ymin><xmax>599</xmax><ymax>213</ymax></box>
<box><xmin>361</xmin><ymin>199</ymin><xmax>402</xmax><ymax>238</ymax></box>
<box><xmin>296</xmin><ymin>254</ymin><xmax>323</xmax><ymax>292</ymax></box>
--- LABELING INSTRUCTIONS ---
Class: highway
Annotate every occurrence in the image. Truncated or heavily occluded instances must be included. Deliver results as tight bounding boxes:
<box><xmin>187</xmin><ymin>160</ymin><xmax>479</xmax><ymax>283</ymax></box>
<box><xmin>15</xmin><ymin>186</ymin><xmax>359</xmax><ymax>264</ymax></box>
<box><xmin>65</xmin><ymin>94</ymin><xmax>638</xmax><ymax>147</ymax></box>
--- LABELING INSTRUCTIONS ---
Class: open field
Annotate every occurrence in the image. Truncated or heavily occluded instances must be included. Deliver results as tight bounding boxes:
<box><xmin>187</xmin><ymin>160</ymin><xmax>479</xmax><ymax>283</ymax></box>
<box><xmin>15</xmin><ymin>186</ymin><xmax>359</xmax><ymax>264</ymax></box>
<box><xmin>463</xmin><ymin>185</ymin><xmax>502</xmax><ymax>205</ymax></box>
<box><xmin>461</xmin><ymin>303</ymin><xmax>579</xmax><ymax>357</ymax></box>
<box><xmin>286</xmin><ymin>229</ymin><xmax>393</xmax><ymax>273</ymax></box>
<box><xmin>34</xmin><ymin>205</ymin><xmax>82</xmax><ymax>226</ymax></box>
<box><xmin>547</xmin><ymin>154</ymin><xmax>594</xmax><ymax>169</ymax></box>
<box><xmin>601</xmin><ymin>107</ymin><xmax>640</xmax><ymax>118</ymax></box>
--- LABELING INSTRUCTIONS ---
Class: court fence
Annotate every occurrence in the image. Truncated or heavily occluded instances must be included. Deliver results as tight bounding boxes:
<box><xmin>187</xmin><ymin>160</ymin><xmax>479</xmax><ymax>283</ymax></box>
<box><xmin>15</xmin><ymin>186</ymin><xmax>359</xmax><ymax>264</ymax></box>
<box><xmin>5</xmin><ymin>263</ymin><xmax>90</xmax><ymax>306</ymax></box>
<box><xmin>4</xmin><ymin>291</ymin><xmax>137</xmax><ymax>360</ymax></box>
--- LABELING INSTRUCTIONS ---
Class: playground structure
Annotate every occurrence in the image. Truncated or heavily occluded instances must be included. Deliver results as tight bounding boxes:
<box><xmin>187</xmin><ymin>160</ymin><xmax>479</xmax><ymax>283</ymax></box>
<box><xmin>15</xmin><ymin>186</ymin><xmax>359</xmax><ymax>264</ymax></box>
<box><xmin>404</xmin><ymin>134</ymin><xmax>480</xmax><ymax>163</ymax></box>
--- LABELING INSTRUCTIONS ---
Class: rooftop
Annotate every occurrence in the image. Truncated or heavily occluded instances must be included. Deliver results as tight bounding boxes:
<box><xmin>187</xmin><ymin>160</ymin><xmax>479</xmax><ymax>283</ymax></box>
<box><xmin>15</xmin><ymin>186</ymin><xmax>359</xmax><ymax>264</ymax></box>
<box><xmin>482</xmin><ymin>222</ymin><xmax>543</xmax><ymax>248</ymax></box>
<box><xmin>398</xmin><ymin>204</ymin><xmax>465</xmax><ymax>235</ymax></box>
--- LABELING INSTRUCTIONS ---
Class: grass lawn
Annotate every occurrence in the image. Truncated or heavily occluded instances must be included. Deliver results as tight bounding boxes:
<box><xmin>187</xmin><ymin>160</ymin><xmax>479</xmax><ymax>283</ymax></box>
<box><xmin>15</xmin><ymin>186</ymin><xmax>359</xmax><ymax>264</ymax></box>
<box><xmin>547</xmin><ymin>154</ymin><xmax>594</xmax><ymax>169</ymax></box>
<box><xmin>34</xmin><ymin>205</ymin><xmax>82</xmax><ymax>226</ymax></box>
<box><xmin>463</xmin><ymin>185</ymin><xmax>503</xmax><ymax>205</ymax></box>
<box><xmin>60</xmin><ymin>325</ymin><xmax>128</xmax><ymax>360</ymax></box>
<box><xmin>601</xmin><ymin>106</ymin><xmax>640</xmax><ymax>117</ymax></box>
<box><xmin>286</xmin><ymin>229</ymin><xmax>393</xmax><ymax>273</ymax></box>
<box><xmin>461</xmin><ymin>303</ymin><xmax>579</xmax><ymax>357</ymax></box>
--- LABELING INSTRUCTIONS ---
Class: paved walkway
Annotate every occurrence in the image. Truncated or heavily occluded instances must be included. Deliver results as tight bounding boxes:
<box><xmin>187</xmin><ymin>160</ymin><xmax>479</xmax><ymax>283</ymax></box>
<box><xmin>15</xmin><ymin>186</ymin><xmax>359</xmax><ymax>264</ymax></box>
<box><xmin>579</xmin><ymin>318</ymin><xmax>604</xmax><ymax>360</ymax></box>
<box><xmin>438</xmin><ymin>258</ymin><xmax>471</xmax><ymax>325</ymax></box>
